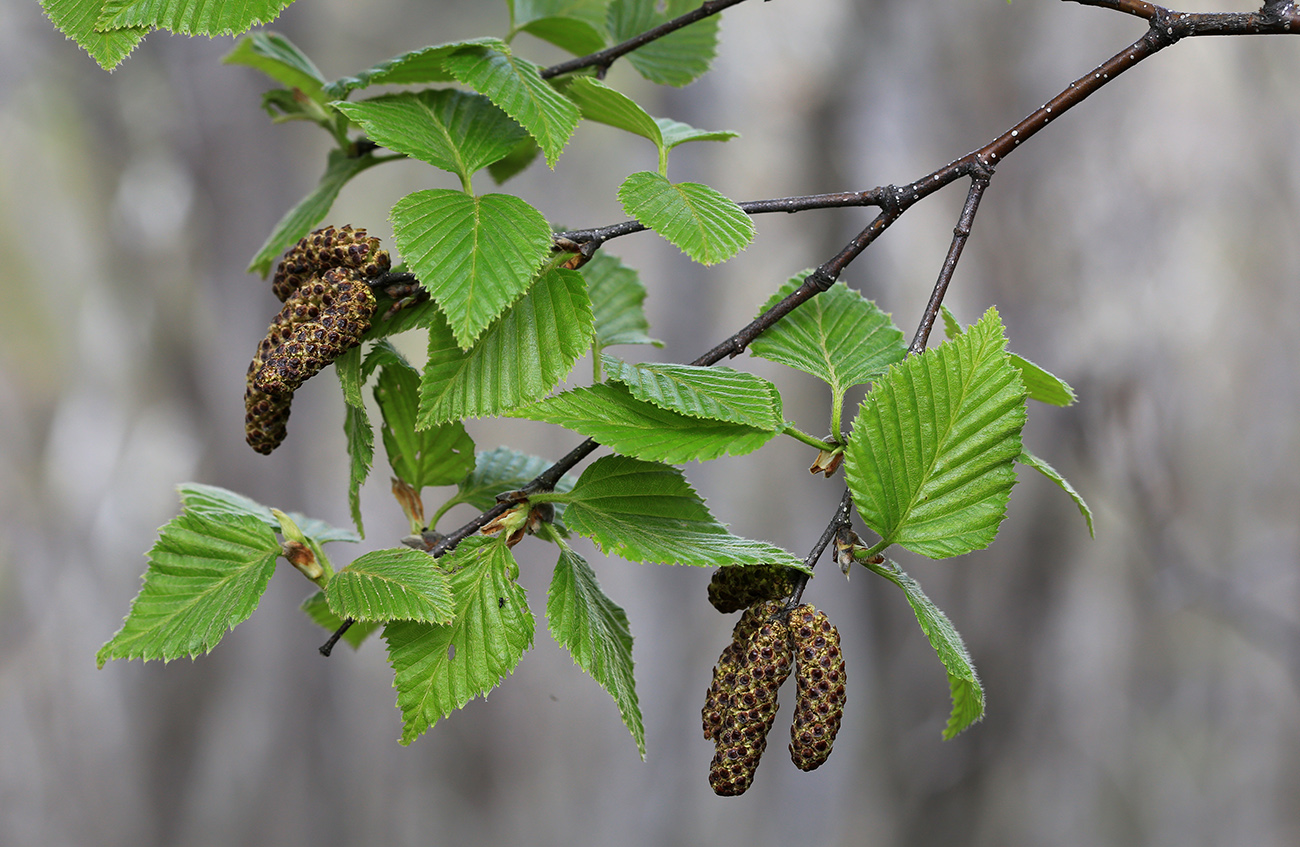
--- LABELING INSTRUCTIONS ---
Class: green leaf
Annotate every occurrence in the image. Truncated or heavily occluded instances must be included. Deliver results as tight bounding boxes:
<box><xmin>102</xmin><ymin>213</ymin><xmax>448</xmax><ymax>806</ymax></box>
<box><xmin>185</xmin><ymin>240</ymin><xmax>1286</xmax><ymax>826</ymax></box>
<box><xmin>555</xmin><ymin>456</ymin><xmax>804</xmax><ymax>568</ymax></box>
<box><xmin>509</xmin><ymin>0</ymin><xmax>609</xmax><ymax>54</ymax></box>
<box><xmin>374</xmin><ymin>359</ymin><xmax>476</xmax><ymax>489</ymax></box>
<box><xmin>97</xmin><ymin>511</ymin><xmax>280</xmax><ymax>666</ymax></box>
<box><xmin>510</xmin><ymin>382</ymin><xmax>776</xmax><ymax>464</ymax></box>
<box><xmin>1018</xmin><ymin>449</ymin><xmax>1094</xmax><ymax>537</ymax></box>
<box><xmin>335</xmin><ymin>344</ymin><xmax>364</xmax><ymax>408</ymax></box>
<box><xmin>547</xmin><ymin>542</ymin><xmax>644</xmax><ymax>757</ymax></box>
<box><xmin>333</xmin><ymin>90</ymin><xmax>526</xmax><ymax>185</ymax></box>
<box><xmin>445</xmin><ymin>446</ymin><xmax>579</xmax><ymax>514</ymax></box>
<box><xmin>326</xmin><ymin>548</ymin><xmax>456</xmax><ymax>624</ymax></box>
<box><xmin>176</xmin><ymin>482</ymin><xmax>360</xmax><ymax>545</ymax></box>
<box><xmin>618</xmin><ymin>171</ymin><xmax>753</xmax><ymax>265</ymax></box>
<box><xmin>844</xmin><ymin>307</ymin><xmax>1027</xmax><ymax>559</ymax></box>
<box><xmin>603</xmin><ymin>355</ymin><xmax>783</xmax><ymax>430</ymax></box>
<box><xmin>301</xmin><ymin>590</ymin><xmax>380</xmax><ymax>649</ymax></box>
<box><xmin>583</xmin><ymin>252</ymin><xmax>660</xmax><ymax>349</ymax></box>
<box><xmin>872</xmin><ymin>562</ymin><xmax>984</xmax><ymax>738</ymax></box>
<box><xmin>247</xmin><ymin>149</ymin><xmax>384</xmax><ymax>277</ymax></box>
<box><xmin>750</xmin><ymin>272</ymin><xmax>907</xmax><ymax>394</ymax></box>
<box><xmin>223</xmin><ymin>32</ymin><xmax>326</xmax><ymax>102</ymax></box>
<box><xmin>560</xmin><ymin>76</ymin><xmax>661</xmax><ymax>145</ymax></box>
<box><xmin>655</xmin><ymin>116</ymin><xmax>738</xmax><ymax>150</ymax></box>
<box><xmin>444</xmin><ymin>45</ymin><xmax>581</xmax><ymax>167</ymax></box>
<box><xmin>606</xmin><ymin>0</ymin><xmax>720</xmax><ymax>87</ymax></box>
<box><xmin>391</xmin><ymin>189</ymin><xmax>553</xmax><ymax>349</ymax></box>
<box><xmin>418</xmin><ymin>268</ymin><xmax>594</xmax><ymax>424</ymax></box>
<box><xmin>323</xmin><ymin>38</ymin><xmax>509</xmax><ymax>99</ymax></box>
<box><xmin>384</xmin><ymin>537</ymin><xmax>534</xmax><ymax>745</ymax></box>
<box><xmin>97</xmin><ymin>0</ymin><xmax>292</xmax><ymax>35</ymax></box>
<box><xmin>40</xmin><ymin>0</ymin><xmax>147</xmax><ymax>70</ymax></box>
<box><xmin>487</xmin><ymin>137</ymin><xmax>542</xmax><ymax>185</ymax></box>
<box><xmin>1011</xmin><ymin>354</ymin><xmax>1076</xmax><ymax>407</ymax></box>
<box><xmin>344</xmin><ymin>403</ymin><xmax>373</xmax><ymax>537</ymax></box>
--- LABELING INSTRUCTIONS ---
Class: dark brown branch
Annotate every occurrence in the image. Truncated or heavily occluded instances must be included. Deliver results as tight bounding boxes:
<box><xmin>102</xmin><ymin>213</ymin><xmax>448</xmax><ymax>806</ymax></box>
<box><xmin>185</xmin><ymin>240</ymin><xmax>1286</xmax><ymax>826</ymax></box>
<box><xmin>909</xmin><ymin>175</ymin><xmax>991</xmax><ymax>355</ymax></box>
<box><xmin>789</xmin><ymin>488</ymin><xmax>855</xmax><ymax>606</ymax></box>
<box><xmin>540</xmin><ymin>0</ymin><xmax>754</xmax><ymax>80</ymax></box>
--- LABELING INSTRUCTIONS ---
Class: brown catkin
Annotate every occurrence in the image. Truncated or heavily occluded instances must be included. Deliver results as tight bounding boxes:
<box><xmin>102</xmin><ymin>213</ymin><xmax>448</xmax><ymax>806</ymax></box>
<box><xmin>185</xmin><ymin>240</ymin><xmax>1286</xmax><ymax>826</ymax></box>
<box><xmin>270</xmin><ymin>224</ymin><xmax>390</xmax><ymax>302</ymax></box>
<box><xmin>703</xmin><ymin>601</ymin><xmax>793</xmax><ymax>796</ymax></box>
<box><xmin>707</xmin><ymin>564</ymin><xmax>795</xmax><ymax>614</ymax></box>
<box><xmin>787</xmin><ymin>605</ymin><xmax>846</xmax><ymax>771</ymax></box>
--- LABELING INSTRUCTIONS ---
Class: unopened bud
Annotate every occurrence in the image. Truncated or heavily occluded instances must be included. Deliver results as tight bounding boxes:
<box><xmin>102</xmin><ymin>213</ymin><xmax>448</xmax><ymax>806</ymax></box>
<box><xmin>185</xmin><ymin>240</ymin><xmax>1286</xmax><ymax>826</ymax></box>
<box><xmin>282</xmin><ymin>540</ymin><xmax>324</xmax><ymax>581</ymax></box>
<box><xmin>809</xmin><ymin>447</ymin><xmax>844</xmax><ymax>477</ymax></box>
<box><xmin>391</xmin><ymin>477</ymin><xmax>426</xmax><ymax>534</ymax></box>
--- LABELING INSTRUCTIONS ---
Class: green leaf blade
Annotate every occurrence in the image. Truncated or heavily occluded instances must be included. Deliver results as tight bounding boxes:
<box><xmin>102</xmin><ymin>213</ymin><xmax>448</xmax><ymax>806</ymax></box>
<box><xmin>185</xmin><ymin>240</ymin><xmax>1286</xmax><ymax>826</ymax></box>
<box><xmin>375</xmin><ymin>359</ymin><xmax>476</xmax><ymax>490</ymax></box>
<box><xmin>302</xmin><ymin>590</ymin><xmax>380</xmax><ymax>649</ymax></box>
<box><xmin>98</xmin><ymin>0</ymin><xmax>292</xmax><ymax>35</ymax></box>
<box><xmin>584</xmin><ymin>253</ymin><xmax>660</xmax><ymax>349</ymax></box>
<box><xmin>618</xmin><ymin>171</ymin><xmax>754</xmax><ymax>265</ymax></box>
<box><xmin>607</xmin><ymin>0</ymin><xmax>720</xmax><ymax>87</ymax></box>
<box><xmin>845</xmin><ymin>307</ymin><xmax>1027</xmax><ymax>559</ymax></box>
<box><xmin>547</xmin><ymin>544</ymin><xmax>644</xmax><ymax>757</ymax></box>
<box><xmin>384</xmin><ymin>537</ymin><xmax>534</xmax><ymax>745</ymax></box>
<box><xmin>1018</xmin><ymin>449</ymin><xmax>1094</xmax><ymax>537</ymax></box>
<box><xmin>41</xmin><ymin>0</ymin><xmax>146</xmax><ymax>70</ymax></box>
<box><xmin>603</xmin><ymin>355</ymin><xmax>783</xmax><ymax>429</ymax></box>
<box><xmin>326</xmin><ymin>548</ymin><xmax>456</xmax><ymax>624</ymax></box>
<box><xmin>223</xmin><ymin>31</ymin><xmax>326</xmax><ymax>101</ymax></box>
<box><xmin>560</xmin><ymin>76</ymin><xmax>662</xmax><ymax>146</ymax></box>
<box><xmin>344</xmin><ymin>403</ymin><xmax>373</xmax><ymax>537</ymax></box>
<box><xmin>323</xmin><ymin>37</ymin><xmax>509</xmax><ymax>99</ymax></box>
<box><xmin>176</xmin><ymin>482</ymin><xmax>359</xmax><ymax>545</ymax></box>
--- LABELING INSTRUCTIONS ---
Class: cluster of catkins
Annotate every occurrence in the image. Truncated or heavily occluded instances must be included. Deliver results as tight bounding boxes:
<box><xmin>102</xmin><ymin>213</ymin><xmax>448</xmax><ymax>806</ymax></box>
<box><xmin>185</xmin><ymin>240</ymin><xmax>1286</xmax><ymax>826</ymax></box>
<box><xmin>702</xmin><ymin>565</ymin><xmax>847</xmax><ymax>795</ymax></box>
<box><xmin>245</xmin><ymin>225</ymin><xmax>390</xmax><ymax>454</ymax></box>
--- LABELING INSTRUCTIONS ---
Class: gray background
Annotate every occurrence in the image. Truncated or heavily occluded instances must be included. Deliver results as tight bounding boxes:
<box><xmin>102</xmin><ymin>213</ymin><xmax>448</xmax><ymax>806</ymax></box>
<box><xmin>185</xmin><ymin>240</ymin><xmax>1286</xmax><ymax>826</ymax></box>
<box><xmin>3</xmin><ymin>0</ymin><xmax>1300</xmax><ymax>844</ymax></box>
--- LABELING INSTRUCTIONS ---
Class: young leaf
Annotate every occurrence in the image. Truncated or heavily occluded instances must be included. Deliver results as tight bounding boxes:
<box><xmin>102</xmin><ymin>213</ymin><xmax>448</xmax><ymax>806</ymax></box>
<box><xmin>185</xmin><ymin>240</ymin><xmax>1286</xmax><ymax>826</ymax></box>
<box><xmin>509</xmin><ymin>0</ymin><xmax>608</xmax><ymax>55</ymax></box>
<box><xmin>1018</xmin><ymin>449</ymin><xmax>1094</xmax><ymax>537</ymax></box>
<box><xmin>323</xmin><ymin>37</ymin><xmax>509</xmax><ymax>99</ymax></box>
<box><xmin>606</xmin><ymin>0</ymin><xmax>720</xmax><ymax>87</ymax></box>
<box><xmin>943</xmin><ymin>306</ymin><xmax>1076</xmax><ymax>407</ymax></box>
<box><xmin>374</xmin><ymin>360</ymin><xmax>476</xmax><ymax>489</ymax></box>
<box><xmin>655</xmin><ymin>116</ymin><xmax>738</xmax><ymax>150</ymax></box>
<box><xmin>844</xmin><ymin>307</ymin><xmax>1027</xmax><ymax>559</ymax></box>
<box><xmin>547</xmin><ymin>541</ymin><xmax>645</xmax><ymax>757</ymax></box>
<box><xmin>618</xmin><ymin>171</ymin><xmax>754</xmax><ymax>265</ymax></box>
<box><xmin>390</xmin><ymin>189</ymin><xmax>553</xmax><ymax>349</ymax></box>
<box><xmin>223</xmin><ymin>32</ymin><xmax>326</xmax><ymax>102</ymax></box>
<box><xmin>247</xmin><ymin>149</ymin><xmax>384</xmax><ymax>277</ymax></box>
<box><xmin>326</xmin><ymin>548</ymin><xmax>456</xmax><ymax>624</ymax></box>
<box><xmin>749</xmin><ymin>272</ymin><xmax>907</xmax><ymax>394</ymax></box>
<box><xmin>583</xmin><ymin>252</ymin><xmax>661</xmax><ymax>349</ymax></box>
<box><xmin>301</xmin><ymin>590</ymin><xmax>380</xmax><ymax>649</ymax></box>
<box><xmin>418</xmin><ymin>268</ymin><xmax>595</xmax><ymax>424</ymax></box>
<box><xmin>176</xmin><ymin>483</ymin><xmax>360</xmax><ymax>545</ymax></box>
<box><xmin>384</xmin><ymin>537</ymin><xmax>534</xmax><ymax>745</ymax></box>
<box><xmin>444</xmin><ymin>45</ymin><xmax>581</xmax><ymax>167</ymax></box>
<box><xmin>96</xmin><ymin>512</ymin><xmax>281</xmax><ymax>666</ymax></box>
<box><xmin>509</xmin><ymin>381</ymin><xmax>777</xmax><ymax>464</ymax></box>
<box><xmin>560</xmin><ymin>76</ymin><xmax>662</xmax><ymax>145</ymax></box>
<box><xmin>554</xmin><ymin>456</ymin><xmax>804</xmax><ymax>568</ymax></box>
<box><xmin>872</xmin><ymin>561</ymin><xmax>984</xmax><ymax>739</ymax></box>
<box><xmin>40</xmin><ymin>0</ymin><xmax>146</xmax><ymax>70</ymax></box>
<box><xmin>603</xmin><ymin>355</ymin><xmax>784</xmax><ymax>430</ymax></box>
<box><xmin>332</xmin><ymin>90</ymin><xmax>526</xmax><ymax>185</ymax></box>
<box><xmin>344</xmin><ymin>403</ymin><xmax>373</xmax><ymax>537</ymax></box>
<box><xmin>97</xmin><ymin>0</ymin><xmax>292</xmax><ymax>35</ymax></box>
<box><xmin>335</xmin><ymin>344</ymin><xmax>364</xmax><ymax>408</ymax></box>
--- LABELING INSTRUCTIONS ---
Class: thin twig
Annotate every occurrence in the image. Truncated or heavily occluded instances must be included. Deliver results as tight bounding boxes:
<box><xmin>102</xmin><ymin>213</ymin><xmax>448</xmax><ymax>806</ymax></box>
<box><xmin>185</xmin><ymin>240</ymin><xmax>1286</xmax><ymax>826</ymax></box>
<box><xmin>789</xmin><ymin>488</ymin><xmax>855</xmax><ymax>606</ymax></box>
<box><xmin>909</xmin><ymin>175</ymin><xmax>991</xmax><ymax>355</ymax></box>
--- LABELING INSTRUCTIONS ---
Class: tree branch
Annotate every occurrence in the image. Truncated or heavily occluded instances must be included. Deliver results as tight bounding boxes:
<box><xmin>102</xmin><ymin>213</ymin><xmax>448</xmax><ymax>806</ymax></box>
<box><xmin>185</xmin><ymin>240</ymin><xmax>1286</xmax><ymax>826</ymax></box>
<box><xmin>909</xmin><ymin>174</ymin><xmax>991</xmax><ymax>355</ymax></box>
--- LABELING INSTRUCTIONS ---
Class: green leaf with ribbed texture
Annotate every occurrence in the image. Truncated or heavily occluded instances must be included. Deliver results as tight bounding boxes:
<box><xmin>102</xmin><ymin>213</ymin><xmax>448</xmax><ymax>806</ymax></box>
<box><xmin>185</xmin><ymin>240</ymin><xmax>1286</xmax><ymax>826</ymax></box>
<box><xmin>41</xmin><ymin>0</ymin><xmax>146</xmax><ymax>70</ymax></box>
<box><xmin>323</xmin><ymin>38</ymin><xmax>509</xmax><ymax>99</ymax></box>
<box><xmin>606</xmin><ymin>0</ymin><xmax>719</xmax><ymax>87</ymax></box>
<box><xmin>1018</xmin><ymin>449</ymin><xmax>1094</xmax><ymax>537</ymax></box>
<box><xmin>845</xmin><ymin>307</ymin><xmax>1027</xmax><ymax>559</ymax></box>
<box><xmin>560</xmin><ymin>76</ymin><xmax>661</xmax><ymax>144</ymax></box>
<box><xmin>446</xmin><ymin>447</ymin><xmax>578</xmax><ymax>513</ymax></box>
<box><xmin>546</xmin><ymin>539</ymin><xmax>644</xmax><ymax>757</ymax></box>
<box><xmin>418</xmin><ymin>268</ymin><xmax>594</xmax><ymax>424</ymax></box>
<box><xmin>552</xmin><ymin>456</ymin><xmax>804</xmax><ymax>568</ymax></box>
<box><xmin>618</xmin><ymin>171</ymin><xmax>753</xmax><ymax>265</ymax></box>
<box><xmin>326</xmin><ymin>548</ymin><xmax>455</xmax><ymax>624</ymax></box>
<box><xmin>96</xmin><ymin>511</ymin><xmax>280</xmax><ymax>666</ymax></box>
<box><xmin>509</xmin><ymin>0</ymin><xmax>608</xmax><ymax>55</ymax></box>
<box><xmin>301</xmin><ymin>590</ymin><xmax>380</xmax><ymax>649</ymax></box>
<box><xmin>510</xmin><ymin>382</ymin><xmax>776</xmax><ymax>464</ymax></box>
<box><xmin>941</xmin><ymin>306</ymin><xmax>1075</xmax><ymax>407</ymax></box>
<box><xmin>176</xmin><ymin>483</ymin><xmax>359</xmax><ymax>545</ymax></box>
<box><xmin>97</xmin><ymin>0</ymin><xmax>292</xmax><ymax>34</ymax></box>
<box><xmin>335</xmin><ymin>344</ymin><xmax>363</xmax><ymax>408</ymax></box>
<box><xmin>583</xmin><ymin>252</ymin><xmax>661</xmax><ymax>349</ymax></box>
<box><xmin>223</xmin><ymin>32</ymin><xmax>325</xmax><ymax>101</ymax></box>
<box><xmin>375</xmin><ymin>359</ymin><xmax>476</xmax><ymax>490</ymax></box>
<box><xmin>247</xmin><ymin>149</ymin><xmax>384</xmax><ymax>277</ymax></box>
<box><xmin>391</xmin><ymin>189</ymin><xmax>553</xmax><ymax>349</ymax></box>
<box><xmin>344</xmin><ymin>403</ymin><xmax>373</xmax><ymax>537</ymax></box>
<box><xmin>444</xmin><ymin>45</ymin><xmax>581</xmax><ymax>167</ymax></box>
<box><xmin>384</xmin><ymin>536</ymin><xmax>534</xmax><ymax>745</ymax></box>
<box><xmin>871</xmin><ymin>561</ymin><xmax>983</xmax><ymax>739</ymax></box>
<box><xmin>750</xmin><ymin>272</ymin><xmax>907</xmax><ymax>394</ymax></box>
<box><xmin>603</xmin><ymin>355</ymin><xmax>783</xmax><ymax>430</ymax></box>
<box><xmin>333</xmin><ymin>90</ymin><xmax>526</xmax><ymax>185</ymax></box>
<box><xmin>655</xmin><ymin>116</ymin><xmax>738</xmax><ymax>150</ymax></box>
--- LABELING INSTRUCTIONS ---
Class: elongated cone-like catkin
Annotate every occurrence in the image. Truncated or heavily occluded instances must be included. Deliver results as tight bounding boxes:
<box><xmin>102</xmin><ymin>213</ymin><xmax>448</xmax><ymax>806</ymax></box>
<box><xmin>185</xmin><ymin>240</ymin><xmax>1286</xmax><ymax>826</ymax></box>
<box><xmin>271</xmin><ymin>224</ymin><xmax>390</xmax><ymax>302</ymax></box>
<box><xmin>788</xmin><ymin>605</ymin><xmax>846</xmax><ymax>771</ymax></box>
<box><xmin>245</xmin><ymin>267</ymin><xmax>377</xmax><ymax>453</ymax></box>
<box><xmin>707</xmin><ymin>564</ymin><xmax>795</xmax><ymax>613</ymax></box>
<box><xmin>703</xmin><ymin>600</ymin><xmax>793</xmax><ymax>796</ymax></box>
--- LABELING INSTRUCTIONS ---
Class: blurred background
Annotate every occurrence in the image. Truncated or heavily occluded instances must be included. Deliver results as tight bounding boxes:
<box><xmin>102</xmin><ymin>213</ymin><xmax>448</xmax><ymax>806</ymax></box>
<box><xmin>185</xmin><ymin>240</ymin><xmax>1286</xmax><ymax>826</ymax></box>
<box><xmin>3</xmin><ymin>0</ymin><xmax>1299</xmax><ymax>844</ymax></box>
